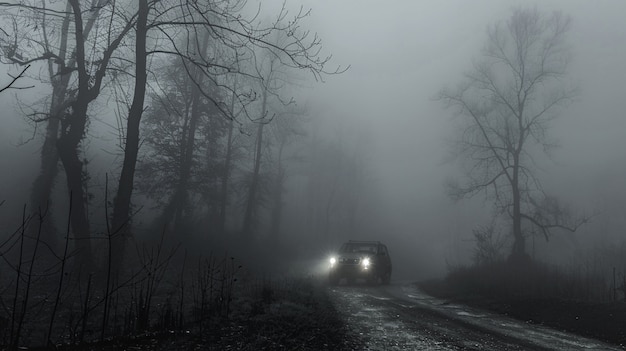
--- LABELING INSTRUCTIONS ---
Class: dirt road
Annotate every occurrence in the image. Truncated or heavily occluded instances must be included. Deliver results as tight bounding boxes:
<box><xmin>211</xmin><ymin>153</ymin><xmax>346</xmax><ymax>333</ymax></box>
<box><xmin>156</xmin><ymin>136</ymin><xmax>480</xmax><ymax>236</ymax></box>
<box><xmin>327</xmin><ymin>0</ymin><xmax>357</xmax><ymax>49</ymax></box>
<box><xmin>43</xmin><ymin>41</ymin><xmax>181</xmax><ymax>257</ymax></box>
<box><xmin>329</xmin><ymin>283</ymin><xmax>621</xmax><ymax>350</ymax></box>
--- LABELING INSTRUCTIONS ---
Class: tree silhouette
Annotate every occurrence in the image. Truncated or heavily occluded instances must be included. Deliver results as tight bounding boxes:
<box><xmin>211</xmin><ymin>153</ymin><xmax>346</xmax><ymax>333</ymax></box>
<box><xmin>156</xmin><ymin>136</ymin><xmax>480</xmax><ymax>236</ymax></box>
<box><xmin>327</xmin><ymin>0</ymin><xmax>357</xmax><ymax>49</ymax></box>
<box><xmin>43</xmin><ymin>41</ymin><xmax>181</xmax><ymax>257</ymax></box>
<box><xmin>439</xmin><ymin>8</ymin><xmax>587</xmax><ymax>261</ymax></box>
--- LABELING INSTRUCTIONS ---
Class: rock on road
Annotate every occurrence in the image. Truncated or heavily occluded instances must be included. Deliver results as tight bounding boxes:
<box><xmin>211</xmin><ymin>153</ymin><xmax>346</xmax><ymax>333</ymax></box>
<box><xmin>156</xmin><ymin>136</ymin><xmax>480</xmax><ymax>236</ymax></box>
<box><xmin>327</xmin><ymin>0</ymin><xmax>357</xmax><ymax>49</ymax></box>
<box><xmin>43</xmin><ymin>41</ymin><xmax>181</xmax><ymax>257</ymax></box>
<box><xmin>329</xmin><ymin>282</ymin><xmax>621</xmax><ymax>350</ymax></box>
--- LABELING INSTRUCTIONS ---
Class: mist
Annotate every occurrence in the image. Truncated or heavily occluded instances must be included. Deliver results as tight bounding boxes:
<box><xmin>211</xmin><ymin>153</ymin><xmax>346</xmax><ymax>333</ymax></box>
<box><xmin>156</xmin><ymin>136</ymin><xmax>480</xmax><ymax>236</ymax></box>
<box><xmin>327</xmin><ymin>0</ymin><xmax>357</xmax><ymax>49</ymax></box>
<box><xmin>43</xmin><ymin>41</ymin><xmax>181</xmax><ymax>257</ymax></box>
<box><xmin>1</xmin><ymin>0</ymin><xmax>625</xmax><ymax>282</ymax></box>
<box><xmin>3</xmin><ymin>1</ymin><xmax>626</xmax><ymax>348</ymax></box>
<box><xmin>282</xmin><ymin>0</ymin><xmax>626</xmax><ymax>278</ymax></box>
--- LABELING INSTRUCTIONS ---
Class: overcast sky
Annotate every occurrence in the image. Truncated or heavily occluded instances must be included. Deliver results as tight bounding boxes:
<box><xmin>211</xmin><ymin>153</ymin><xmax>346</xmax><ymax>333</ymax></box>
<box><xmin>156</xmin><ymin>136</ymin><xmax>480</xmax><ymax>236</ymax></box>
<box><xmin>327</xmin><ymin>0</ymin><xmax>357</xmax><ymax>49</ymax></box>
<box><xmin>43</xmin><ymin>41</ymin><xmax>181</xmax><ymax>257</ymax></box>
<box><xmin>1</xmin><ymin>0</ymin><xmax>625</xmax><ymax>277</ymax></box>
<box><xmin>278</xmin><ymin>0</ymin><xmax>626</xmax><ymax>272</ymax></box>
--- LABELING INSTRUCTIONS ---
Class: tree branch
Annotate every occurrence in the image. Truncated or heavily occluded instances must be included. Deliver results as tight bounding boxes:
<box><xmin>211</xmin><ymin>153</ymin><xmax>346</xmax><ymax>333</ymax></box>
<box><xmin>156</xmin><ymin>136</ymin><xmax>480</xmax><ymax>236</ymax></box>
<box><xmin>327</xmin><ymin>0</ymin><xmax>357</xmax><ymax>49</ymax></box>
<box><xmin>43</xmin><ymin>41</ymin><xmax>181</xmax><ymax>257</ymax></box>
<box><xmin>0</xmin><ymin>64</ymin><xmax>33</xmax><ymax>93</ymax></box>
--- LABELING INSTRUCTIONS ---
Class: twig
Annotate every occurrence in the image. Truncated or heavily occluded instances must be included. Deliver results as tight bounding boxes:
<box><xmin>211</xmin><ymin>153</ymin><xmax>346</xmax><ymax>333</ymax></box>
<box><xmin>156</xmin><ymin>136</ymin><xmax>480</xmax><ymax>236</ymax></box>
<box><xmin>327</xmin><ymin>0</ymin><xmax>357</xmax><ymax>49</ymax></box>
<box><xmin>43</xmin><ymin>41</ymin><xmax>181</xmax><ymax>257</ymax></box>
<box><xmin>47</xmin><ymin>192</ymin><xmax>73</xmax><ymax>344</ymax></box>
<box><xmin>101</xmin><ymin>173</ymin><xmax>112</xmax><ymax>341</ymax></box>
<box><xmin>0</xmin><ymin>65</ymin><xmax>33</xmax><ymax>94</ymax></box>
<box><xmin>9</xmin><ymin>205</ymin><xmax>28</xmax><ymax>348</ymax></box>
<box><xmin>16</xmin><ymin>205</ymin><xmax>47</xmax><ymax>347</ymax></box>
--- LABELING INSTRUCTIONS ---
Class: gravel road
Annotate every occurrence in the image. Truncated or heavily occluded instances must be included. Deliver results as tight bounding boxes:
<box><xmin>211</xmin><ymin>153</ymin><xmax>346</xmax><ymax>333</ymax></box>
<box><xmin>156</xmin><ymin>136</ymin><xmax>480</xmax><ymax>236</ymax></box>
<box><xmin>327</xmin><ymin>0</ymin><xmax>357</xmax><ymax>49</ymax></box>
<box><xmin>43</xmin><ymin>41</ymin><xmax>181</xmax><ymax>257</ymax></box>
<box><xmin>329</xmin><ymin>282</ymin><xmax>621</xmax><ymax>350</ymax></box>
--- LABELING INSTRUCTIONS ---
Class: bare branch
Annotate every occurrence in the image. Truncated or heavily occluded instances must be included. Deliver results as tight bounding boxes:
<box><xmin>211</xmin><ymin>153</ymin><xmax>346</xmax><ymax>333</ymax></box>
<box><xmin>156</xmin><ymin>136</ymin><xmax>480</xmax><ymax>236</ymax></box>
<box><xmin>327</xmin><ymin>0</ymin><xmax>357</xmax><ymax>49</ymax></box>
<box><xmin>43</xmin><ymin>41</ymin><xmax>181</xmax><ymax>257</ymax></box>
<box><xmin>0</xmin><ymin>64</ymin><xmax>32</xmax><ymax>93</ymax></box>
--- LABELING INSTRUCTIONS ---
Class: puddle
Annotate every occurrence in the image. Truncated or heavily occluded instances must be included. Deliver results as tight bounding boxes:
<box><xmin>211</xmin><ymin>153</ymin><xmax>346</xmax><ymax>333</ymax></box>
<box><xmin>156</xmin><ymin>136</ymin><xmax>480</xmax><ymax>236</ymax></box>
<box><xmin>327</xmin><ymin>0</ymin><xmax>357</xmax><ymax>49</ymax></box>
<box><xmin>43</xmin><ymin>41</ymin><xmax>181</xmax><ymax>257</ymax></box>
<box><xmin>456</xmin><ymin>311</ymin><xmax>486</xmax><ymax>318</ymax></box>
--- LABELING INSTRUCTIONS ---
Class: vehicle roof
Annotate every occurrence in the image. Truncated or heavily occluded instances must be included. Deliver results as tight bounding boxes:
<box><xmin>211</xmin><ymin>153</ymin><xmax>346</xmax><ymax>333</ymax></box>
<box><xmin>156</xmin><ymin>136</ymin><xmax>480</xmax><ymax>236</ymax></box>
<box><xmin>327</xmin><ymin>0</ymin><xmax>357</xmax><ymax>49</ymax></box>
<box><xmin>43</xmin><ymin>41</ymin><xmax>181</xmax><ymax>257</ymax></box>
<box><xmin>345</xmin><ymin>240</ymin><xmax>385</xmax><ymax>246</ymax></box>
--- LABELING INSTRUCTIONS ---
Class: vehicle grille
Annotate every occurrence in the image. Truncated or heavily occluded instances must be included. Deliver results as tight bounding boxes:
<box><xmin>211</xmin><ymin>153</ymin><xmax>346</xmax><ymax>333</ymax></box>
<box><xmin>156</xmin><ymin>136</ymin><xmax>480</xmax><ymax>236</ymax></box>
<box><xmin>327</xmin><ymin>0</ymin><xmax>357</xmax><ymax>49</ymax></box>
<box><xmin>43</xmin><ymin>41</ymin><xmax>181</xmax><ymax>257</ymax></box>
<box><xmin>339</xmin><ymin>258</ymin><xmax>360</xmax><ymax>265</ymax></box>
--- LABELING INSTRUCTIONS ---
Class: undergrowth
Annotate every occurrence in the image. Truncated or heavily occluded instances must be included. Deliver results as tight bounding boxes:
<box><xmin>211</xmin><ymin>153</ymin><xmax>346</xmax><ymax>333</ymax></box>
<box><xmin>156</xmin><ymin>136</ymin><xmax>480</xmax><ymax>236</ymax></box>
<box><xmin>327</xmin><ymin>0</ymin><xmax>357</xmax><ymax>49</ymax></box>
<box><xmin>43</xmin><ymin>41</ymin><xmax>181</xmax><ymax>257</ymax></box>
<box><xmin>0</xmin><ymin>202</ymin><xmax>350</xmax><ymax>350</ymax></box>
<box><xmin>442</xmin><ymin>258</ymin><xmax>619</xmax><ymax>302</ymax></box>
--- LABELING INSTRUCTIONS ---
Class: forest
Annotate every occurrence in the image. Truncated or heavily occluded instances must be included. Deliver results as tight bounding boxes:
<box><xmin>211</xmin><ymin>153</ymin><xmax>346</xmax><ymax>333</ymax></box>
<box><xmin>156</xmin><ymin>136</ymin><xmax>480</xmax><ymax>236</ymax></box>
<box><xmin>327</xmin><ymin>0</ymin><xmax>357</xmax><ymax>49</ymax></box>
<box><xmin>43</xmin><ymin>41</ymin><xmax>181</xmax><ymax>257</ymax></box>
<box><xmin>0</xmin><ymin>0</ymin><xmax>360</xmax><ymax>347</ymax></box>
<box><xmin>2</xmin><ymin>0</ymin><xmax>626</xmax><ymax>349</ymax></box>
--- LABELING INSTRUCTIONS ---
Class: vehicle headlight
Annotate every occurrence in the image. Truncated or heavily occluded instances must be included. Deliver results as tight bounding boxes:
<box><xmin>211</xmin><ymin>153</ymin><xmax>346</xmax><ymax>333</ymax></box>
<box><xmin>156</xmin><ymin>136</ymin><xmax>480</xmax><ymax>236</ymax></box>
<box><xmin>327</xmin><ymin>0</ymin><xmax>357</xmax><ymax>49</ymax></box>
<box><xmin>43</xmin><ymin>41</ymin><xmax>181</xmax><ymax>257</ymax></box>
<box><xmin>329</xmin><ymin>257</ymin><xmax>337</xmax><ymax>266</ymax></box>
<box><xmin>361</xmin><ymin>257</ymin><xmax>370</xmax><ymax>269</ymax></box>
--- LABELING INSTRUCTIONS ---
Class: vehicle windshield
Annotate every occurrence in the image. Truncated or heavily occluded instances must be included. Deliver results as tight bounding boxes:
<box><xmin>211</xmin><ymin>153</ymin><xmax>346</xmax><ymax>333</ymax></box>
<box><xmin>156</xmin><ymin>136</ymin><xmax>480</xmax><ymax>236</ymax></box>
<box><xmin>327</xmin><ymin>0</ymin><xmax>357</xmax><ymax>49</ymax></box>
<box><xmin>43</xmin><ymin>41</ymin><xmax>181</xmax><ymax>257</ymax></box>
<box><xmin>339</xmin><ymin>243</ymin><xmax>377</xmax><ymax>254</ymax></box>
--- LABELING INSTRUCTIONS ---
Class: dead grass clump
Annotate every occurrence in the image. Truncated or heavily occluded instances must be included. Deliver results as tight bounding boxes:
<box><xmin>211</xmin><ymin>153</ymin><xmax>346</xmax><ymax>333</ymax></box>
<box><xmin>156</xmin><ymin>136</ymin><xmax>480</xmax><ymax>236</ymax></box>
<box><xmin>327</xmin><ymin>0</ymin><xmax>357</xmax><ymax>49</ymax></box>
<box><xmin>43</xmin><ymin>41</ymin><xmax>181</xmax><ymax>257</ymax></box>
<box><xmin>443</xmin><ymin>258</ymin><xmax>614</xmax><ymax>302</ymax></box>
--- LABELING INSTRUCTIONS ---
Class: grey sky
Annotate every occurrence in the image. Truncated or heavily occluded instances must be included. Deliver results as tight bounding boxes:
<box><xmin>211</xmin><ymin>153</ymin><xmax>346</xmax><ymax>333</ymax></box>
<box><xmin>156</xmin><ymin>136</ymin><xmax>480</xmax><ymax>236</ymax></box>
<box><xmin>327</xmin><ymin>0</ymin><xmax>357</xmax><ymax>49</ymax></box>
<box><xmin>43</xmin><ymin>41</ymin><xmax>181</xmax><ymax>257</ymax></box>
<box><xmin>282</xmin><ymin>0</ymin><xmax>626</xmax><ymax>272</ymax></box>
<box><xmin>1</xmin><ymin>0</ymin><xmax>625</xmax><ymax>277</ymax></box>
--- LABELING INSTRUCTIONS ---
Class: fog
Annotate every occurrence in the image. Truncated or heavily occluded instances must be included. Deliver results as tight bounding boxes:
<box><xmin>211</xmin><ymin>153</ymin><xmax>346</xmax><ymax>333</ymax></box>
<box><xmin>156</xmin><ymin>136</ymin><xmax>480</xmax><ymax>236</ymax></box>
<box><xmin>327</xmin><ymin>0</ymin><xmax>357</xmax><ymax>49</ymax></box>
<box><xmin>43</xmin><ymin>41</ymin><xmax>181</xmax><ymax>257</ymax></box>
<box><xmin>1</xmin><ymin>0</ymin><xmax>626</xmax><ymax>282</ymax></box>
<box><xmin>283</xmin><ymin>0</ymin><xmax>626</xmax><ymax>278</ymax></box>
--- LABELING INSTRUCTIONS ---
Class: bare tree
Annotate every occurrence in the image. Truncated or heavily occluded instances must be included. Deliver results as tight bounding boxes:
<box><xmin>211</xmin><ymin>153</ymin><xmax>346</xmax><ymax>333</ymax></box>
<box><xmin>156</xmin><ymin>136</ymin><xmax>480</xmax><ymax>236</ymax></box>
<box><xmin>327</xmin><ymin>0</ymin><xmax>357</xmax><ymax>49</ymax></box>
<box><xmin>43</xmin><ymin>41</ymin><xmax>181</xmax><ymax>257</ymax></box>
<box><xmin>133</xmin><ymin>29</ymin><xmax>227</xmax><ymax>237</ymax></box>
<box><xmin>240</xmin><ymin>41</ymin><xmax>287</xmax><ymax>238</ymax></box>
<box><xmin>1</xmin><ymin>1</ymin><xmax>108</xmax><ymax>247</ymax></box>
<box><xmin>302</xmin><ymin>128</ymin><xmax>371</xmax><ymax>245</ymax></box>
<box><xmin>55</xmin><ymin>0</ymin><xmax>136</xmax><ymax>269</ymax></box>
<box><xmin>240</xmin><ymin>88</ymin><xmax>269</xmax><ymax>237</ymax></box>
<box><xmin>109</xmin><ymin>0</ymin><xmax>149</xmax><ymax>272</ymax></box>
<box><xmin>217</xmin><ymin>75</ymin><xmax>240</xmax><ymax>234</ymax></box>
<box><xmin>438</xmin><ymin>8</ymin><xmax>587</xmax><ymax>261</ymax></box>
<box><xmin>266</xmin><ymin>105</ymin><xmax>306</xmax><ymax>243</ymax></box>
<box><xmin>112</xmin><ymin>0</ymin><xmax>344</xmax><ymax>261</ymax></box>
<box><xmin>1</xmin><ymin>0</ymin><xmax>344</xmax><ymax>269</ymax></box>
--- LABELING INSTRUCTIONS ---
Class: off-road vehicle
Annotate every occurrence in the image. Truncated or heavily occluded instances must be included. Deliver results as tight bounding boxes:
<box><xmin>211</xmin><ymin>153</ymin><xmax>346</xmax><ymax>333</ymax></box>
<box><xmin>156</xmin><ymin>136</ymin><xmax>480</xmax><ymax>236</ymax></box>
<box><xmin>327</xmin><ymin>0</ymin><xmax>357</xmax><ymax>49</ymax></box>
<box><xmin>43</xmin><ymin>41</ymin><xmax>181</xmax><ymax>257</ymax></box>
<box><xmin>328</xmin><ymin>240</ymin><xmax>392</xmax><ymax>285</ymax></box>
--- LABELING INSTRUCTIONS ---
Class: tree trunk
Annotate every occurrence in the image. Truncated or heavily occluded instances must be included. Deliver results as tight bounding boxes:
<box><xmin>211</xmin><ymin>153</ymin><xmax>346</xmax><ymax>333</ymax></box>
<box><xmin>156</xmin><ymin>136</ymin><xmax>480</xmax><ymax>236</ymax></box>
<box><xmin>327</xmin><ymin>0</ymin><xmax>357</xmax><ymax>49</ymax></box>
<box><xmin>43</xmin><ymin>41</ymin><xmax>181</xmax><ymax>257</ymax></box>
<box><xmin>110</xmin><ymin>0</ymin><xmax>148</xmax><ymax>270</ymax></box>
<box><xmin>28</xmin><ymin>1</ymin><xmax>77</xmax><ymax>247</ymax></box>
<box><xmin>56</xmin><ymin>0</ymin><xmax>127</xmax><ymax>271</ymax></box>
<box><xmin>509</xmin><ymin>153</ymin><xmax>527</xmax><ymax>262</ymax></box>
<box><xmin>172</xmin><ymin>33</ymin><xmax>210</xmax><ymax>235</ymax></box>
<box><xmin>268</xmin><ymin>142</ymin><xmax>285</xmax><ymax>242</ymax></box>
<box><xmin>510</xmin><ymin>186</ymin><xmax>525</xmax><ymax>258</ymax></box>
<box><xmin>29</xmin><ymin>114</ymin><xmax>60</xmax><ymax>244</ymax></box>
<box><xmin>57</xmin><ymin>98</ymin><xmax>93</xmax><ymax>271</ymax></box>
<box><xmin>242</xmin><ymin>89</ymin><xmax>267</xmax><ymax>237</ymax></box>
<box><xmin>173</xmin><ymin>87</ymin><xmax>201</xmax><ymax>234</ymax></box>
<box><xmin>218</xmin><ymin>80</ymin><xmax>237</xmax><ymax>234</ymax></box>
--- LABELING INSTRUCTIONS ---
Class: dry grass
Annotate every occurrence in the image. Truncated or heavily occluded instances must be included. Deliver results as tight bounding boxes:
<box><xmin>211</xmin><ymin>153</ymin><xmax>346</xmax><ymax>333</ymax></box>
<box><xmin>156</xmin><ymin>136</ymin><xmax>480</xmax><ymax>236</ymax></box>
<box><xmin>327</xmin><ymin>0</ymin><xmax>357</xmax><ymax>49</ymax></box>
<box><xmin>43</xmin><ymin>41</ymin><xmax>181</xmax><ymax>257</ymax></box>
<box><xmin>420</xmin><ymin>258</ymin><xmax>626</xmax><ymax>347</ymax></box>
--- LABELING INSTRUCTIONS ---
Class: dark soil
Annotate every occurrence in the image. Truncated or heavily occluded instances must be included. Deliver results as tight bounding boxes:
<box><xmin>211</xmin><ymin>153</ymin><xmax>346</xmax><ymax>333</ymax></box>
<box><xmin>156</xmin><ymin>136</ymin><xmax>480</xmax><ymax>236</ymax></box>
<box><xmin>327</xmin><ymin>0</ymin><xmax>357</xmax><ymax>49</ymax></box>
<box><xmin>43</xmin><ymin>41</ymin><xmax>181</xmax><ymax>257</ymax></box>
<box><xmin>14</xmin><ymin>270</ymin><xmax>625</xmax><ymax>350</ymax></box>
<box><xmin>418</xmin><ymin>279</ymin><xmax>626</xmax><ymax>349</ymax></box>
<box><xmin>36</xmin><ymin>278</ymin><xmax>361</xmax><ymax>351</ymax></box>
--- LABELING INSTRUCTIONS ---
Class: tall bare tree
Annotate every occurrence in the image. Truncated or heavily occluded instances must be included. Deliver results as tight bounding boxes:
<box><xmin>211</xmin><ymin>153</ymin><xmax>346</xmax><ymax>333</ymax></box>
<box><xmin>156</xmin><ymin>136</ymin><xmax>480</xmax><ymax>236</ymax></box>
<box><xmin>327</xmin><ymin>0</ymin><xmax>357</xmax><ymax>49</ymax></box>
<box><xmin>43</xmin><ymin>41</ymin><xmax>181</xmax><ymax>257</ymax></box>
<box><xmin>59</xmin><ymin>0</ymin><xmax>138</xmax><ymax>269</ymax></box>
<box><xmin>109</xmin><ymin>0</ymin><xmax>149</xmax><ymax>271</ymax></box>
<box><xmin>2</xmin><ymin>0</ymin><xmax>344</xmax><ymax>269</ymax></box>
<box><xmin>1</xmin><ymin>0</ymin><xmax>133</xmax><ymax>269</ymax></box>
<box><xmin>113</xmin><ymin>0</ymin><xmax>344</xmax><ymax>260</ymax></box>
<box><xmin>217</xmin><ymin>75</ymin><xmax>240</xmax><ymax>234</ymax></box>
<box><xmin>438</xmin><ymin>8</ymin><xmax>586</xmax><ymax>261</ymax></box>
<box><xmin>240</xmin><ymin>87</ymin><xmax>269</xmax><ymax>237</ymax></box>
<box><xmin>240</xmin><ymin>30</ymin><xmax>301</xmax><ymax>238</ymax></box>
<box><xmin>1</xmin><ymin>0</ymin><xmax>109</xmax><ymax>247</ymax></box>
<box><xmin>266</xmin><ymin>106</ymin><xmax>306</xmax><ymax>243</ymax></box>
<box><xmin>134</xmin><ymin>31</ymin><xmax>226</xmax><ymax>236</ymax></box>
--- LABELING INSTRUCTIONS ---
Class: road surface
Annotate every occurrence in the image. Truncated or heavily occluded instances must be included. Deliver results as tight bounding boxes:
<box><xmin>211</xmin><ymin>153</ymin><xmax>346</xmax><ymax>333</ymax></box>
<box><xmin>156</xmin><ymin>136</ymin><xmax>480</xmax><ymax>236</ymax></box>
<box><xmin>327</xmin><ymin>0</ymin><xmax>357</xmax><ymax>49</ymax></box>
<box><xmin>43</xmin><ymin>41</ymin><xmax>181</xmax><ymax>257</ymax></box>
<box><xmin>329</xmin><ymin>282</ymin><xmax>621</xmax><ymax>350</ymax></box>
